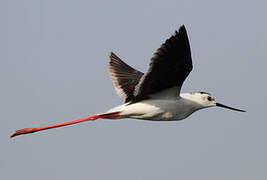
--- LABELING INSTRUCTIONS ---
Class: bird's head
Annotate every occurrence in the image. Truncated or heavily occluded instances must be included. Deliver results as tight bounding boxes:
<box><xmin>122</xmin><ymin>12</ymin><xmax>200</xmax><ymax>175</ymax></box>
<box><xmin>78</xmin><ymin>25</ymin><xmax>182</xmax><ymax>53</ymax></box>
<box><xmin>188</xmin><ymin>92</ymin><xmax>245</xmax><ymax>112</ymax></box>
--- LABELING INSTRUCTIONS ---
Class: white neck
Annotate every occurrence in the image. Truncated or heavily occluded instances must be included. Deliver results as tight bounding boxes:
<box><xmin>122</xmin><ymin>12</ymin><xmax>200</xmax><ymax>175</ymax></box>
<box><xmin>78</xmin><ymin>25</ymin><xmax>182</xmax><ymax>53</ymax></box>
<box><xmin>180</xmin><ymin>93</ymin><xmax>206</xmax><ymax>111</ymax></box>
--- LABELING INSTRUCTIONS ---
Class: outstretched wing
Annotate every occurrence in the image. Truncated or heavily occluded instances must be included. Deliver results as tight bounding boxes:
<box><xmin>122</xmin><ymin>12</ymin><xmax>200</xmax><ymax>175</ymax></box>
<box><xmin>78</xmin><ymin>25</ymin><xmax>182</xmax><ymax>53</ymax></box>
<box><xmin>109</xmin><ymin>52</ymin><xmax>144</xmax><ymax>102</ymax></box>
<box><xmin>133</xmin><ymin>25</ymin><xmax>193</xmax><ymax>101</ymax></box>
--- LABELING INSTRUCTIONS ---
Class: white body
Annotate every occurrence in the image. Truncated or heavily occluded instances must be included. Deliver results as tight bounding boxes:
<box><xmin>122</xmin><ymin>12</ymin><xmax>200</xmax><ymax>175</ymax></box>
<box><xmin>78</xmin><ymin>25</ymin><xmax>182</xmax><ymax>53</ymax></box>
<box><xmin>106</xmin><ymin>93</ymin><xmax>207</xmax><ymax>121</ymax></box>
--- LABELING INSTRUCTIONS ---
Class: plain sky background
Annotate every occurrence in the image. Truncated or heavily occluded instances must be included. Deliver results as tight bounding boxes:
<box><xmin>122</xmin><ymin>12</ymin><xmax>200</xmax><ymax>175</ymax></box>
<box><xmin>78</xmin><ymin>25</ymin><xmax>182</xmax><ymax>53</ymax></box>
<box><xmin>2</xmin><ymin>0</ymin><xmax>267</xmax><ymax>179</ymax></box>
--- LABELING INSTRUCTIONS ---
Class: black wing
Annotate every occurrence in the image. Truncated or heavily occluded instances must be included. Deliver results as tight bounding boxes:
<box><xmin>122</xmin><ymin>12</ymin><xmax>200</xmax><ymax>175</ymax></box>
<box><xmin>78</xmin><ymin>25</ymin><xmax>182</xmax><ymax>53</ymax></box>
<box><xmin>133</xmin><ymin>25</ymin><xmax>193</xmax><ymax>101</ymax></box>
<box><xmin>109</xmin><ymin>52</ymin><xmax>144</xmax><ymax>102</ymax></box>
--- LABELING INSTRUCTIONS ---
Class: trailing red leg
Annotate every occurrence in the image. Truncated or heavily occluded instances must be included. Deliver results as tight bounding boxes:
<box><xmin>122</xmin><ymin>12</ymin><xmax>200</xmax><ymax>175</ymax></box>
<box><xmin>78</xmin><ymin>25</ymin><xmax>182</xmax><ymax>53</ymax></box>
<box><xmin>10</xmin><ymin>112</ymin><xmax>120</xmax><ymax>138</ymax></box>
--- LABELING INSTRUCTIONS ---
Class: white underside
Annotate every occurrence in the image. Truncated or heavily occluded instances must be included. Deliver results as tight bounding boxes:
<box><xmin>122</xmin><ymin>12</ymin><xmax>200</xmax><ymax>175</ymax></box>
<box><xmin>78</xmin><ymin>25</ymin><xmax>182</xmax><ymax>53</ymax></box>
<box><xmin>104</xmin><ymin>92</ymin><xmax>204</xmax><ymax>121</ymax></box>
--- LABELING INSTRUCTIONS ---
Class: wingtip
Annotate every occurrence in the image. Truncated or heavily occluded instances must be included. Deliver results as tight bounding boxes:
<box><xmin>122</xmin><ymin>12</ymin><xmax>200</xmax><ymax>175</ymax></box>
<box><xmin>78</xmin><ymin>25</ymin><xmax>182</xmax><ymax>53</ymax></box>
<box><xmin>109</xmin><ymin>52</ymin><xmax>120</xmax><ymax>61</ymax></box>
<box><xmin>109</xmin><ymin>52</ymin><xmax>117</xmax><ymax>65</ymax></box>
<box><xmin>179</xmin><ymin>25</ymin><xmax>187</xmax><ymax>33</ymax></box>
<box><xmin>174</xmin><ymin>25</ymin><xmax>187</xmax><ymax>36</ymax></box>
<box><xmin>109</xmin><ymin>51</ymin><xmax>115</xmax><ymax>57</ymax></box>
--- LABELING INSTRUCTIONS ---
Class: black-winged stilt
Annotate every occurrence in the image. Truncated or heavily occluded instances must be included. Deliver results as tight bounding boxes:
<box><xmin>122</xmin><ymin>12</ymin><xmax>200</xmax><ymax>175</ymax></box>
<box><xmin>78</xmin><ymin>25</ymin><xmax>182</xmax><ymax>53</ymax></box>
<box><xmin>11</xmin><ymin>25</ymin><xmax>245</xmax><ymax>138</ymax></box>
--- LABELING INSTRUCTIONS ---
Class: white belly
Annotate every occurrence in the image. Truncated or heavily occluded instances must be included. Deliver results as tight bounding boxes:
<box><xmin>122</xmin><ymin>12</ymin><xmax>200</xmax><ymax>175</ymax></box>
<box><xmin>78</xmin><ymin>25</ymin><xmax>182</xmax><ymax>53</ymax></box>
<box><xmin>106</xmin><ymin>98</ymin><xmax>197</xmax><ymax>121</ymax></box>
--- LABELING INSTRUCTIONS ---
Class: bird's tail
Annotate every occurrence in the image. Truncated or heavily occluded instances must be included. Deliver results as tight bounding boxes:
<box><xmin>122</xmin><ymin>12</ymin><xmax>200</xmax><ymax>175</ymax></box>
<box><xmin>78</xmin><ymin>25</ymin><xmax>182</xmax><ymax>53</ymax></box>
<box><xmin>10</xmin><ymin>112</ymin><xmax>121</xmax><ymax>138</ymax></box>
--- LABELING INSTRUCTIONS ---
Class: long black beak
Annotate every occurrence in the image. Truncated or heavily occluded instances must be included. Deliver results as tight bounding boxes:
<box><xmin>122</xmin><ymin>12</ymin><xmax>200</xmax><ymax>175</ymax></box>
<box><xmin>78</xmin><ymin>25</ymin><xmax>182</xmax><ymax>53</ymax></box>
<box><xmin>216</xmin><ymin>103</ymin><xmax>246</xmax><ymax>112</ymax></box>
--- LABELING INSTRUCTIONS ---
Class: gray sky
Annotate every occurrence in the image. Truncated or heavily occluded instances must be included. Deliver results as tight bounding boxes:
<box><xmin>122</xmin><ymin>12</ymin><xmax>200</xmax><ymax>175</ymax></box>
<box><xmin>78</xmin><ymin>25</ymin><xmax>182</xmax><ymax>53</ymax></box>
<box><xmin>2</xmin><ymin>0</ymin><xmax>267</xmax><ymax>179</ymax></box>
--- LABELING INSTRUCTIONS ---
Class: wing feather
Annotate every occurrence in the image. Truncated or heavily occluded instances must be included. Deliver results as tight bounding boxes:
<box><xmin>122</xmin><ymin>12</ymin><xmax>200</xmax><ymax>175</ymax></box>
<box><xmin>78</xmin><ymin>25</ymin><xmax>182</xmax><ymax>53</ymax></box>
<box><xmin>109</xmin><ymin>52</ymin><xmax>144</xmax><ymax>102</ymax></box>
<box><xmin>133</xmin><ymin>25</ymin><xmax>193</xmax><ymax>101</ymax></box>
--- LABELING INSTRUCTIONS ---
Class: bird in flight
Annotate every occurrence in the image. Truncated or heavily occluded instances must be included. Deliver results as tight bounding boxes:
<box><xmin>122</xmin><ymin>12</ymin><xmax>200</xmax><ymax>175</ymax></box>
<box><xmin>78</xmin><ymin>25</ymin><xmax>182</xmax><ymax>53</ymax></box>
<box><xmin>11</xmin><ymin>25</ymin><xmax>245</xmax><ymax>138</ymax></box>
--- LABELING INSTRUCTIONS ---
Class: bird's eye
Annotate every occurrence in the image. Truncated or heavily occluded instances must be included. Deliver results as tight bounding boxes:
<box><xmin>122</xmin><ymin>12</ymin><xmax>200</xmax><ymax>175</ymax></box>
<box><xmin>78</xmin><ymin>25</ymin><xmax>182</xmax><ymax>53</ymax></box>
<box><xmin>207</xmin><ymin>96</ymin><xmax>212</xmax><ymax>101</ymax></box>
